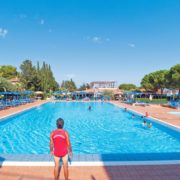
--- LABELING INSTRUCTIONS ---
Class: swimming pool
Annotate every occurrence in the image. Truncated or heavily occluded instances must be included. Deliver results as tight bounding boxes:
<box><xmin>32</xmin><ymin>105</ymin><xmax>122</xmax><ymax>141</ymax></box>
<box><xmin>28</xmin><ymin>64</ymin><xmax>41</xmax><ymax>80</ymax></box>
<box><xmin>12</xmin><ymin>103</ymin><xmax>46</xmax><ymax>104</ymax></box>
<box><xmin>0</xmin><ymin>102</ymin><xmax>180</xmax><ymax>156</ymax></box>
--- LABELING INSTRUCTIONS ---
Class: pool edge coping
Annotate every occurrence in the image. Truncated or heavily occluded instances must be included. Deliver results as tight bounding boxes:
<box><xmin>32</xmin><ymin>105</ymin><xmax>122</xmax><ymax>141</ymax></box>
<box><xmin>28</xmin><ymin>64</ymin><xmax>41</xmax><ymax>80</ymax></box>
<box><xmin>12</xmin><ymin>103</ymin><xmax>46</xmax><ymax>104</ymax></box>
<box><xmin>1</xmin><ymin>160</ymin><xmax>180</xmax><ymax>166</ymax></box>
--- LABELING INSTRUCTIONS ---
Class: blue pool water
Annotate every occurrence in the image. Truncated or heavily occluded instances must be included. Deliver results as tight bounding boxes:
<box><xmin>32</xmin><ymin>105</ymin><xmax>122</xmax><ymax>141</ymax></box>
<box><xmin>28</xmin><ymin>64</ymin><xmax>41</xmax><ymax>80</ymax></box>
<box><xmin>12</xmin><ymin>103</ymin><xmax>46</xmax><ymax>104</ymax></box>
<box><xmin>0</xmin><ymin>102</ymin><xmax>180</xmax><ymax>154</ymax></box>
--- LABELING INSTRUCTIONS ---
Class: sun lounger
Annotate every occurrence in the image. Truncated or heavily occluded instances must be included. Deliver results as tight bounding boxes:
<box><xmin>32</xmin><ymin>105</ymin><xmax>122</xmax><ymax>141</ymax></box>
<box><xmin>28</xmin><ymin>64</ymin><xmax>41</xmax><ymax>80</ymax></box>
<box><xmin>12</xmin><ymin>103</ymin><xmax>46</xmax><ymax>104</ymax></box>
<box><xmin>132</xmin><ymin>102</ymin><xmax>149</xmax><ymax>106</ymax></box>
<box><xmin>169</xmin><ymin>100</ymin><xmax>180</xmax><ymax>109</ymax></box>
<box><xmin>0</xmin><ymin>101</ymin><xmax>5</xmax><ymax>110</ymax></box>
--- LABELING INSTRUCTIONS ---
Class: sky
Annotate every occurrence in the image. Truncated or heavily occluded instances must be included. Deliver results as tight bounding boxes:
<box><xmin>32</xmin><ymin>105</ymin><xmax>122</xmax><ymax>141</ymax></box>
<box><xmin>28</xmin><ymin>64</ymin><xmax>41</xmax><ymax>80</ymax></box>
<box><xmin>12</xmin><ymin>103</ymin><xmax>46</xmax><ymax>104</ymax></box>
<box><xmin>0</xmin><ymin>0</ymin><xmax>180</xmax><ymax>87</ymax></box>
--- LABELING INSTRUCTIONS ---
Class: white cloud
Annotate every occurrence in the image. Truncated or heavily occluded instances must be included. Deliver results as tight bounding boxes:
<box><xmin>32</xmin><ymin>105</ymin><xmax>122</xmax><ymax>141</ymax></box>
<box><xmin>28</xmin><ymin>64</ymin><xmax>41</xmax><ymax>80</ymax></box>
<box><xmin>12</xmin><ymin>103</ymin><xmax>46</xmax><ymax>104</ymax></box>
<box><xmin>87</xmin><ymin>36</ymin><xmax>110</xmax><ymax>44</ymax></box>
<box><xmin>128</xmin><ymin>43</ymin><xmax>135</xmax><ymax>48</ymax></box>
<box><xmin>40</xmin><ymin>19</ymin><xmax>45</xmax><ymax>25</ymax></box>
<box><xmin>0</xmin><ymin>28</ymin><xmax>8</xmax><ymax>38</ymax></box>
<box><xmin>85</xmin><ymin>36</ymin><xmax>110</xmax><ymax>44</ymax></box>
<box><xmin>66</xmin><ymin>74</ymin><xmax>76</xmax><ymax>79</ymax></box>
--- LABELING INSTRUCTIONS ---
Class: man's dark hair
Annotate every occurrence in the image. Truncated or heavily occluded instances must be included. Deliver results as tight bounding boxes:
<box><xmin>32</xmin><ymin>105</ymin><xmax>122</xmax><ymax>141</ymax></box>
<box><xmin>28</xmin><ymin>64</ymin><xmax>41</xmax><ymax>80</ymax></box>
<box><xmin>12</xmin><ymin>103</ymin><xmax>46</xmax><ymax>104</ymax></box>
<box><xmin>56</xmin><ymin>118</ymin><xmax>64</xmax><ymax>129</ymax></box>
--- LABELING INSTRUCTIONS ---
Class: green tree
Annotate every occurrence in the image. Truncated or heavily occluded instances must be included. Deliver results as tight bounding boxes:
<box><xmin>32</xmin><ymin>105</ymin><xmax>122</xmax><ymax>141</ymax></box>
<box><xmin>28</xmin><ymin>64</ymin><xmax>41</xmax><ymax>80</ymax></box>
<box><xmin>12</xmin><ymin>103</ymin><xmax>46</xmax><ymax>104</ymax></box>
<box><xmin>20</xmin><ymin>60</ymin><xmax>37</xmax><ymax>90</ymax></box>
<box><xmin>40</xmin><ymin>62</ymin><xmax>49</xmax><ymax>92</ymax></box>
<box><xmin>40</xmin><ymin>62</ymin><xmax>59</xmax><ymax>92</ymax></box>
<box><xmin>0</xmin><ymin>77</ymin><xmax>16</xmax><ymax>91</ymax></box>
<box><xmin>102</xmin><ymin>90</ymin><xmax>114</xmax><ymax>100</ymax></box>
<box><xmin>34</xmin><ymin>61</ymin><xmax>42</xmax><ymax>91</ymax></box>
<box><xmin>141</xmin><ymin>70</ymin><xmax>168</xmax><ymax>94</ymax></box>
<box><xmin>14</xmin><ymin>82</ymin><xmax>24</xmax><ymax>91</ymax></box>
<box><xmin>119</xmin><ymin>84</ymin><xmax>137</xmax><ymax>91</ymax></box>
<box><xmin>140</xmin><ymin>74</ymin><xmax>154</xmax><ymax>91</ymax></box>
<box><xmin>166</xmin><ymin>64</ymin><xmax>180</xmax><ymax>92</ymax></box>
<box><xmin>59</xmin><ymin>87</ymin><xmax>68</xmax><ymax>92</ymax></box>
<box><xmin>47</xmin><ymin>64</ymin><xmax>59</xmax><ymax>91</ymax></box>
<box><xmin>61</xmin><ymin>79</ymin><xmax>77</xmax><ymax>92</ymax></box>
<box><xmin>20</xmin><ymin>60</ymin><xmax>59</xmax><ymax>92</ymax></box>
<box><xmin>79</xmin><ymin>83</ymin><xmax>90</xmax><ymax>91</ymax></box>
<box><xmin>0</xmin><ymin>65</ymin><xmax>18</xmax><ymax>79</ymax></box>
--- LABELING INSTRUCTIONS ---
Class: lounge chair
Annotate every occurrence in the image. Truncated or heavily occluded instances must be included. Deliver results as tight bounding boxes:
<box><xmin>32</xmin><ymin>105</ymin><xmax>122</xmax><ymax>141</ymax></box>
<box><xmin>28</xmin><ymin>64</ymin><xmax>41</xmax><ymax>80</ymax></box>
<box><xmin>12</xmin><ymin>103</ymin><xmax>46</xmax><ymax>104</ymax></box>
<box><xmin>169</xmin><ymin>100</ymin><xmax>180</xmax><ymax>109</ymax></box>
<box><xmin>132</xmin><ymin>102</ymin><xmax>149</xmax><ymax>106</ymax></box>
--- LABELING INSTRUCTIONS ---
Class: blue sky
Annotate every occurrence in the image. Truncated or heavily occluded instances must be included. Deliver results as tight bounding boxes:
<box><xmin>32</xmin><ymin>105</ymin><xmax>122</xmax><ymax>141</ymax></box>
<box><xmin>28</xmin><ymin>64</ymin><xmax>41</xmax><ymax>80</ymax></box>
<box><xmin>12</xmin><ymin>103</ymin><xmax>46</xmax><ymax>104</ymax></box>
<box><xmin>0</xmin><ymin>0</ymin><xmax>180</xmax><ymax>87</ymax></box>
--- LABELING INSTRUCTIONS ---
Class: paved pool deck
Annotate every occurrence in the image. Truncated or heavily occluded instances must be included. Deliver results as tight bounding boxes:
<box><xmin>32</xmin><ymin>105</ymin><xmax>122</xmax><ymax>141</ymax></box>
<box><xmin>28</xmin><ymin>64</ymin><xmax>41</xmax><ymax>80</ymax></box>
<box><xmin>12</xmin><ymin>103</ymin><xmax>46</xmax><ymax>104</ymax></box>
<box><xmin>112</xmin><ymin>101</ymin><xmax>180</xmax><ymax>128</ymax></box>
<box><xmin>0</xmin><ymin>164</ymin><xmax>180</xmax><ymax>180</ymax></box>
<box><xmin>0</xmin><ymin>100</ymin><xmax>47</xmax><ymax>120</ymax></box>
<box><xmin>0</xmin><ymin>165</ymin><xmax>180</xmax><ymax>180</ymax></box>
<box><xmin>0</xmin><ymin>100</ymin><xmax>180</xmax><ymax>179</ymax></box>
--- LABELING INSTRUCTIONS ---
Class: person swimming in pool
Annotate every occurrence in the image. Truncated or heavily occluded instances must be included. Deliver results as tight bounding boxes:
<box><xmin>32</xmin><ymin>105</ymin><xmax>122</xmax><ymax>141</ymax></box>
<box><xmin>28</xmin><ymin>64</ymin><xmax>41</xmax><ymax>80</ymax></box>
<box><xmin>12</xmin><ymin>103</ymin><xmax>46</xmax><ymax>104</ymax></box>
<box><xmin>88</xmin><ymin>106</ymin><xmax>92</xmax><ymax>110</ymax></box>
<box><xmin>50</xmin><ymin>118</ymin><xmax>72</xmax><ymax>180</ymax></box>
<box><xmin>147</xmin><ymin>122</ymin><xmax>152</xmax><ymax>128</ymax></box>
<box><xmin>142</xmin><ymin>120</ymin><xmax>147</xmax><ymax>127</ymax></box>
<box><xmin>142</xmin><ymin>120</ymin><xmax>152</xmax><ymax>128</ymax></box>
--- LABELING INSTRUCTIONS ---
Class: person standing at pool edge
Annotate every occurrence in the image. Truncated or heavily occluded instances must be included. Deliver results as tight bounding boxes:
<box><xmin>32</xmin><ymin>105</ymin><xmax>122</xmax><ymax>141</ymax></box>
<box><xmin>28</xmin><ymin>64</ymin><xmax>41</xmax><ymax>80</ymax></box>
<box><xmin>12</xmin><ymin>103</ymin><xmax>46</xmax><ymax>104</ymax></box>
<box><xmin>50</xmin><ymin>118</ymin><xmax>72</xmax><ymax>180</ymax></box>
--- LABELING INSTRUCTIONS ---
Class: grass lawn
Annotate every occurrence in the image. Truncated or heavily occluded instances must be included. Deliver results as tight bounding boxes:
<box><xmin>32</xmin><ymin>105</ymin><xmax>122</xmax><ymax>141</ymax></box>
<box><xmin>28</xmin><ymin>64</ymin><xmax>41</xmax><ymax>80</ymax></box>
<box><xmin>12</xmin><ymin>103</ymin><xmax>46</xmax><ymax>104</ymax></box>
<box><xmin>135</xmin><ymin>98</ymin><xmax>168</xmax><ymax>104</ymax></box>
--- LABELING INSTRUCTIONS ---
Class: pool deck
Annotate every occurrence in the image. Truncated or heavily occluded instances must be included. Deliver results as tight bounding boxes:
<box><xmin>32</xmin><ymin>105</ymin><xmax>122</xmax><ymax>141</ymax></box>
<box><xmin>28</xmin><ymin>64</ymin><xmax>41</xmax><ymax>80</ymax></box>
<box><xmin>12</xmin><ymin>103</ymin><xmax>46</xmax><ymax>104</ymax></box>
<box><xmin>0</xmin><ymin>100</ymin><xmax>48</xmax><ymax>119</ymax></box>
<box><xmin>0</xmin><ymin>100</ymin><xmax>180</xmax><ymax>179</ymax></box>
<box><xmin>0</xmin><ymin>164</ymin><xmax>180</xmax><ymax>180</ymax></box>
<box><xmin>112</xmin><ymin>101</ymin><xmax>180</xmax><ymax>128</ymax></box>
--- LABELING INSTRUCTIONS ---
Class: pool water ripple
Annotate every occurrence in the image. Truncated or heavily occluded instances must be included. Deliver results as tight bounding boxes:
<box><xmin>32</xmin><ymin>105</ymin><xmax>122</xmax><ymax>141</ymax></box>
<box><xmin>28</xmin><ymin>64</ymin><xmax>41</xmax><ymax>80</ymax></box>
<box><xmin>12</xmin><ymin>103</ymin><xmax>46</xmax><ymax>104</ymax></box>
<box><xmin>0</xmin><ymin>102</ymin><xmax>180</xmax><ymax>154</ymax></box>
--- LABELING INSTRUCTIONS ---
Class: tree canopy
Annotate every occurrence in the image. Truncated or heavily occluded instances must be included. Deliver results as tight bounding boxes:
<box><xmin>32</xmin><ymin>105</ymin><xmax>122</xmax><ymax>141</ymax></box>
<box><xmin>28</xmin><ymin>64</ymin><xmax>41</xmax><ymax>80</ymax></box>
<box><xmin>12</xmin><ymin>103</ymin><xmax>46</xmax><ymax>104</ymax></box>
<box><xmin>102</xmin><ymin>90</ymin><xmax>114</xmax><ymax>99</ymax></box>
<box><xmin>20</xmin><ymin>60</ymin><xmax>58</xmax><ymax>92</ymax></box>
<box><xmin>20</xmin><ymin>60</ymin><xmax>37</xmax><ymax>90</ymax></box>
<box><xmin>0</xmin><ymin>65</ymin><xmax>18</xmax><ymax>79</ymax></box>
<box><xmin>166</xmin><ymin>64</ymin><xmax>180</xmax><ymax>91</ymax></box>
<box><xmin>61</xmin><ymin>79</ymin><xmax>77</xmax><ymax>92</ymax></box>
<box><xmin>0</xmin><ymin>77</ymin><xmax>16</xmax><ymax>91</ymax></box>
<box><xmin>1</xmin><ymin>60</ymin><xmax>58</xmax><ymax>93</ymax></box>
<box><xmin>78</xmin><ymin>83</ymin><xmax>90</xmax><ymax>91</ymax></box>
<box><xmin>141</xmin><ymin>70</ymin><xmax>169</xmax><ymax>94</ymax></box>
<box><xmin>39</xmin><ymin>62</ymin><xmax>59</xmax><ymax>92</ymax></box>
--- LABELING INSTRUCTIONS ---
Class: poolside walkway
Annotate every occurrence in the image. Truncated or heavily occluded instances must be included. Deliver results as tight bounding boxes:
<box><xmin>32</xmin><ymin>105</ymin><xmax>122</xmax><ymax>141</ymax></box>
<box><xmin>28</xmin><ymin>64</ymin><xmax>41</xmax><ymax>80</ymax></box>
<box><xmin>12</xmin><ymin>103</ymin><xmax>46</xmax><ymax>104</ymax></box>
<box><xmin>0</xmin><ymin>100</ymin><xmax>47</xmax><ymax>119</ymax></box>
<box><xmin>112</xmin><ymin>101</ymin><xmax>180</xmax><ymax>127</ymax></box>
<box><xmin>0</xmin><ymin>164</ymin><xmax>180</xmax><ymax>180</ymax></box>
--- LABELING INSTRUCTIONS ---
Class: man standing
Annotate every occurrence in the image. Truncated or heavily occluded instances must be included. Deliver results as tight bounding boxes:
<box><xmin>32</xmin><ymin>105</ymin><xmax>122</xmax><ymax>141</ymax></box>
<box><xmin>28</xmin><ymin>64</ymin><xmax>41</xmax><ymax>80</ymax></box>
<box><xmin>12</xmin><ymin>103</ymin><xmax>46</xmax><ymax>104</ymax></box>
<box><xmin>50</xmin><ymin>118</ymin><xmax>72</xmax><ymax>180</ymax></box>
